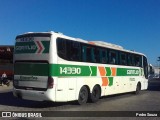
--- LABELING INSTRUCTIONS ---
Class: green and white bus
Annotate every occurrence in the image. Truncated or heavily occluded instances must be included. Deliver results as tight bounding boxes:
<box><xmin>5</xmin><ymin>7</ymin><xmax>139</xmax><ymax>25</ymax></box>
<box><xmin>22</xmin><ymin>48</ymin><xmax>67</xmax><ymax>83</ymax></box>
<box><xmin>13</xmin><ymin>31</ymin><xmax>148</xmax><ymax>104</ymax></box>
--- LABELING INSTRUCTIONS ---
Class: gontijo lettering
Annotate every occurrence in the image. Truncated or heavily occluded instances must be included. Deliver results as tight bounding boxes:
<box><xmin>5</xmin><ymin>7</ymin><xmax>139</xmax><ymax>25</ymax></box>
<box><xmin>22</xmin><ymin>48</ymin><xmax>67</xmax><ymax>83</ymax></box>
<box><xmin>15</xmin><ymin>40</ymin><xmax>50</xmax><ymax>54</ymax></box>
<box><xmin>15</xmin><ymin>45</ymin><xmax>36</xmax><ymax>51</ymax></box>
<box><xmin>127</xmin><ymin>70</ymin><xmax>139</xmax><ymax>75</ymax></box>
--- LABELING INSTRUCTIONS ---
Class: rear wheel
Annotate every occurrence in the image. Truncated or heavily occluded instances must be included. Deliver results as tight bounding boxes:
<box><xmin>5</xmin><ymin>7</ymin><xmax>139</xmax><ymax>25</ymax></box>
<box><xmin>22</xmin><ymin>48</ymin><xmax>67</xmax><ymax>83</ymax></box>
<box><xmin>78</xmin><ymin>86</ymin><xmax>88</xmax><ymax>105</ymax></box>
<box><xmin>90</xmin><ymin>85</ymin><xmax>101</xmax><ymax>103</ymax></box>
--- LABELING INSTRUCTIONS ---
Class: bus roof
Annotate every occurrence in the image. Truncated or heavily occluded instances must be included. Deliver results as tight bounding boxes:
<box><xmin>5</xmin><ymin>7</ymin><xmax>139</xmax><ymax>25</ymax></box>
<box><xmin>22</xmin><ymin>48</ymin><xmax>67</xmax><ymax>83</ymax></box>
<box><xmin>52</xmin><ymin>32</ymin><xmax>145</xmax><ymax>56</ymax></box>
<box><xmin>16</xmin><ymin>31</ymin><xmax>145</xmax><ymax>56</ymax></box>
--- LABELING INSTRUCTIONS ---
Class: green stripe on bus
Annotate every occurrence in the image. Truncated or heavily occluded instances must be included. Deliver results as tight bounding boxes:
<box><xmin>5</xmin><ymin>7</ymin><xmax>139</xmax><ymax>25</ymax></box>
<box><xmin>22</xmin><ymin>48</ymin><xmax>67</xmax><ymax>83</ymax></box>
<box><xmin>90</xmin><ymin>66</ymin><xmax>97</xmax><ymax>76</ymax></box>
<box><xmin>15</xmin><ymin>63</ymin><xmax>141</xmax><ymax>77</ymax></box>
<box><xmin>105</xmin><ymin>67</ymin><xmax>111</xmax><ymax>76</ymax></box>
<box><xmin>108</xmin><ymin>77</ymin><xmax>113</xmax><ymax>86</ymax></box>
<box><xmin>49</xmin><ymin>64</ymin><xmax>92</xmax><ymax>76</ymax></box>
<box><xmin>41</xmin><ymin>41</ymin><xmax>50</xmax><ymax>53</ymax></box>
<box><xmin>117</xmin><ymin>68</ymin><xmax>140</xmax><ymax>76</ymax></box>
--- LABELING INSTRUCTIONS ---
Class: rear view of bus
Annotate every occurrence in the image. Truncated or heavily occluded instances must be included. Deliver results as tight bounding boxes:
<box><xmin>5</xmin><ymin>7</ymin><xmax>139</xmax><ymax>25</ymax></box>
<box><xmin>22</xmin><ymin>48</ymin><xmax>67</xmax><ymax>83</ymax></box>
<box><xmin>13</xmin><ymin>32</ymin><xmax>55</xmax><ymax>101</ymax></box>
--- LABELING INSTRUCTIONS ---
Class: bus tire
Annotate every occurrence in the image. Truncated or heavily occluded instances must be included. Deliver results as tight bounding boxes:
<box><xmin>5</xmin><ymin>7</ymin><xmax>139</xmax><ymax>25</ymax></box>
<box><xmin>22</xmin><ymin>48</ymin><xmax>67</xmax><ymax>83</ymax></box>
<box><xmin>78</xmin><ymin>86</ymin><xmax>88</xmax><ymax>105</ymax></box>
<box><xmin>90</xmin><ymin>85</ymin><xmax>101</xmax><ymax>103</ymax></box>
<box><xmin>134</xmin><ymin>83</ymin><xmax>141</xmax><ymax>95</ymax></box>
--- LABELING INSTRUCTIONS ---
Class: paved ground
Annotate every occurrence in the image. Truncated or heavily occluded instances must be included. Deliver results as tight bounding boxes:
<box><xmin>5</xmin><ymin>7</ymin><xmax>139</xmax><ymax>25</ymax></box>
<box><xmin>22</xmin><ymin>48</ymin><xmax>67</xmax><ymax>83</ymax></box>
<box><xmin>0</xmin><ymin>81</ymin><xmax>13</xmax><ymax>93</ymax></box>
<box><xmin>148</xmin><ymin>78</ymin><xmax>160</xmax><ymax>90</ymax></box>
<box><xmin>0</xmin><ymin>80</ymin><xmax>160</xmax><ymax>120</ymax></box>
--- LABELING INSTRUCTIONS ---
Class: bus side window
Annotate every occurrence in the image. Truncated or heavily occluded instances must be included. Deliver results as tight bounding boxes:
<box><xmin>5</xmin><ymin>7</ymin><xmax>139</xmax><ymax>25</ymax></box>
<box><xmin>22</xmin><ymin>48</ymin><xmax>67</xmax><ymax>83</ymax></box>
<box><xmin>82</xmin><ymin>45</ymin><xmax>93</xmax><ymax>63</ymax></box>
<box><xmin>100</xmin><ymin>49</ymin><xmax>107</xmax><ymax>64</ymax></box>
<box><xmin>127</xmin><ymin>54</ymin><xmax>135</xmax><ymax>66</ymax></box>
<box><xmin>82</xmin><ymin>46</ymin><xmax>86</xmax><ymax>62</ymax></box>
<box><xmin>135</xmin><ymin>55</ymin><xmax>142</xmax><ymax>67</ymax></box>
<box><xmin>109</xmin><ymin>50</ymin><xmax>118</xmax><ymax>65</ymax></box>
<box><xmin>57</xmin><ymin>38</ymin><xmax>66</xmax><ymax>59</ymax></box>
<box><xmin>87</xmin><ymin>47</ymin><xmax>93</xmax><ymax>62</ymax></box>
<box><xmin>69</xmin><ymin>41</ymin><xmax>81</xmax><ymax>61</ymax></box>
<box><xmin>120</xmin><ymin>52</ymin><xmax>127</xmax><ymax>65</ymax></box>
<box><xmin>93</xmin><ymin>48</ymin><xmax>100</xmax><ymax>63</ymax></box>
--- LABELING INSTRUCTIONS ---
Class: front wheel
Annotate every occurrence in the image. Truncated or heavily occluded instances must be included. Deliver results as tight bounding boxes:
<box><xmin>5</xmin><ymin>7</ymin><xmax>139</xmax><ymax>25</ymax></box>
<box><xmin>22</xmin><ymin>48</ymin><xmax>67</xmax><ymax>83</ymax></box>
<box><xmin>134</xmin><ymin>83</ymin><xmax>141</xmax><ymax>94</ymax></box>
<box><xmin>78</xmin><ymin>86</ymin><xmax>88</xmax><ymax>105</ymax></box>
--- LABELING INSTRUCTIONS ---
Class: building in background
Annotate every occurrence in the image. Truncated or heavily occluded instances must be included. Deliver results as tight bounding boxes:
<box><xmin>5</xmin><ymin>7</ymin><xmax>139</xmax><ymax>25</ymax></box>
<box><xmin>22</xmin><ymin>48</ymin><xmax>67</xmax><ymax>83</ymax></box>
<box><xmin>0</xmin><ymin>45</ymin><xmax>14</xmax><ymax>79</ymax></box>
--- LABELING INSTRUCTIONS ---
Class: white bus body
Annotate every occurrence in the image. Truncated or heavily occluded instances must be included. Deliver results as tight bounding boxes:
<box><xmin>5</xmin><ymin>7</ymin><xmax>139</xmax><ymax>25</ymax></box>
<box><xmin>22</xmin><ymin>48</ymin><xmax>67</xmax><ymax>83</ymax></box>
<box><xmin>13</xmin><ymin>31</ymin><xmax>148</xmax><ymax>104</ymax></box>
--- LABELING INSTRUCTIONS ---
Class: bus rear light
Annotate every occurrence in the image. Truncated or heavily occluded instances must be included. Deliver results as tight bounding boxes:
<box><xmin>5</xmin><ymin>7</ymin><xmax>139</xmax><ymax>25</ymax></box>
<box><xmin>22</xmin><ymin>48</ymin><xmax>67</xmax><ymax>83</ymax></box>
<box><xmin>48</xmin><ymin>77</ymin><xmax>54</xmax><ymax>88</ymax></box>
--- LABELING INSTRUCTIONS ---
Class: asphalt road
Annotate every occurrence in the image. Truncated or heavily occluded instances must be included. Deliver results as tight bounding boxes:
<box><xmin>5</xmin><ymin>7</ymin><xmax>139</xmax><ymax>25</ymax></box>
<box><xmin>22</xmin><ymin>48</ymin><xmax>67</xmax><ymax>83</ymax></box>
<box><xmin>0</xmin><ymin>80</ymin><xmax>160</xmax><ymax>120</ymax></box>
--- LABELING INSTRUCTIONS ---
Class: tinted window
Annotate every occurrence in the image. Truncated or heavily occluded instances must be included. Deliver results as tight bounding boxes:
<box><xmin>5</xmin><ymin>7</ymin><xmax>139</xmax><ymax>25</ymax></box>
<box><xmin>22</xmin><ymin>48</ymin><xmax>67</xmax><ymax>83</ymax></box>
<box><xmin>66</xmin><ymin>41</ymin><xmax>81</xmax><ymax>61</ymax></box>
<box><xmin>57</xmin><ymin>38</ymin><xmax>67</xmax><ymax>60</ymax></box>
<box><xmin>120</xmin><ymin>52</ymin><xmax>127</xmax><ymax>65</ymax></box>
<box><xmin>127</xmin><ymin>54</ymin><xmax>135</xmax><ymax>66</ymax></box>
<box><xmin>100</xmin><ymin>49</ymin><xmax>108</xmax><ymax>64</ymax></box>
<box><xmin>93</xmin><ymin>48</ymin><xmax>100</xmax><ymax>63</ymax></box>
<box><xmin>109</xmin><ymin>50</ymin><xmax>118</xmax><ymax>65</ymax></box>
<box><xmin>57</xmin><ymin>38</ymin><xmax>144</xmax><ymax>67</ymax></box>
<box><xmin>57</xmin><ymin>38</ymin><xmax>81</xmax><ymax>61</ymax></box>
<box><xmin>135</xmin><ymin>55</ymin><xmax>142</xmax><ymax>67</ymax></box>
<box><xmin>82</xmin><ymin>45</ymin><xmax>94</xmax><ymax>62</ymax></box>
